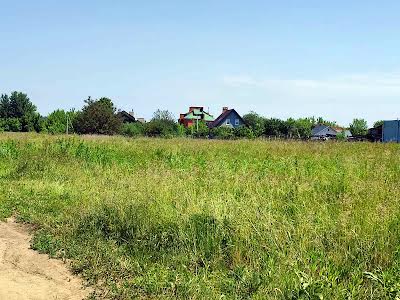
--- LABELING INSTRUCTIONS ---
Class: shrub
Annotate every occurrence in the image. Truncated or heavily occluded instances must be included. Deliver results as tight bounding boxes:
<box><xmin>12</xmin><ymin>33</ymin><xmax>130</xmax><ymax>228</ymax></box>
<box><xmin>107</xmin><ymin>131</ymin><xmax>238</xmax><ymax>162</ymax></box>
<box><xmin>74</xmin><ymin>97</ymin><xmax>122</xmax><ymax>135</ymax></box>
<box><xmin>145</xmin><ymin>110</ymin><xmax>178</xmax><ymax>137</ymax></box>
<box><xmin>211</xmin><ymin>126</ymin><xmax>234</xmax><ymax>139</ymax></box>
<box><xmin>122</xmin><ymin>122</ymin><xmax>145</xmax><ymax>137</ymax></box>
<box><xmin>0</xmin><ymin>118</ymin><xmax>22</xmax><ymax>132</ymax></box>
<box><xmin>234</xmin><ymin>126</ymin><xmax>255</xmax><ymax>139</ymax></box>
<box><xmin>44</xmin><ymin>110</ymin><xmax>78</xmax><ymax>134</ymax></box>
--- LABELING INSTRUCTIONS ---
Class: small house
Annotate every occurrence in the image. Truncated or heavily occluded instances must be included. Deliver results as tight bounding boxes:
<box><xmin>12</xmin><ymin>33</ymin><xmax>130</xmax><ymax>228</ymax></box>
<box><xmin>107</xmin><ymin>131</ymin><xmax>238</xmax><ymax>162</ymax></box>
<box><xmin>382</xmin><ymin>120</ymin><xmax>400</xmax><ymax>143</ymax></box>
<box><xmin>117</xmin><ymin>110</ymin><xmax>136</xmax><ymax>123</ymax></box>
<box><xmin>179</xmin><ymin>106</ymin><xmax>214</xmax><ymax>128</ymax></box>
<box><xmin>311</xmin><ymin>124</ymin><xmax>352</xmax><ymax>140</ymax></box>
<box><xmin>209</xmin><ymin>107</ymin><xmax>245</xmax><ymax>129</ymax></box>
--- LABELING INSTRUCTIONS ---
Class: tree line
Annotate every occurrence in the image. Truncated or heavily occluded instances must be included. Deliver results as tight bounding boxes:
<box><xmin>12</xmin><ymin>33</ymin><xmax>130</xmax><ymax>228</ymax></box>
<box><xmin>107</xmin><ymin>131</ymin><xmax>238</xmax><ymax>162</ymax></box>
<box><xmin>0</xmin><ymin>91</ymin><xmax>378</xmax><ymax>139</ymax></box>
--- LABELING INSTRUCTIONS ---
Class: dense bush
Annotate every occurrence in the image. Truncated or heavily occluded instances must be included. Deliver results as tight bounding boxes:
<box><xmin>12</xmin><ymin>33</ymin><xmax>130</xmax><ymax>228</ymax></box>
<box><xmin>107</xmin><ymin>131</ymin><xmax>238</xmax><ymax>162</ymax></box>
<box><xmin>122</xmin><ymin>122</ymin><xmax>145</xmax><ymax>137</ymax></box>
<box><xmin>187</xmin><ymin>121</ymin><xmax>210</xmax><ymax>138</ymax></box>
<box><xmin>0</xmin><ymin>92</ymin><xmax>42</xmax><ymax>132</ymax></box>
<box><xmin>0</xmin><ymin>118</ymin><xmax>22</xmax><ymax>132</ymax></box>
<box><xmin>44</xmin><ymin>109</ymin><xmax>78</xmax><ymax>134</ymax></box>
<box><xmin>233</xmin><ymin>125</ymin><xmax>255</xmax><ymax>139</ymax></box>
<box><xmin>145</xmin><ymin>110</ymin><xmax>177</xmax><ymax>137</ymax></box>
<box><xmin>350</xmin><ymin>118</ymin><xmax>368</xmax><ymax>136</ymax></box>
<box><xmin>73</xmin><ymin>97</ymin><xmax>122</xmax><ymax>135</ymax></box>
<box><xmin>210</xmin><ymin>126</ymin><xmax>234</xmax><ymax>139</ymax></box>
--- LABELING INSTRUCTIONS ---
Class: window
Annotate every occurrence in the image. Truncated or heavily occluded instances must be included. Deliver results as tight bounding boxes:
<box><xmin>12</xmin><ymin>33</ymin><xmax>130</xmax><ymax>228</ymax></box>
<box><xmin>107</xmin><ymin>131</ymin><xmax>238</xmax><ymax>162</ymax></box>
<box><xmin>226</xmin><ymin>119</ymin><xmax>231</xmax><ymax>125</ymax></box>
<box><xmin>235</xmin><ymin>119</ymin><xmax>240</xmax><ymax>126</ymax></box>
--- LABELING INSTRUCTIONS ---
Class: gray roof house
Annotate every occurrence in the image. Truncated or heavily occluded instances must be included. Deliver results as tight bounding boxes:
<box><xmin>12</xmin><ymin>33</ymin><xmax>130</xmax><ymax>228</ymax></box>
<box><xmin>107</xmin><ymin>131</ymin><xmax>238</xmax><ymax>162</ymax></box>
<box><xmin>311</xmin><ymin>125</ymin><xmax>352</xmax><ymax>140</ymax></box>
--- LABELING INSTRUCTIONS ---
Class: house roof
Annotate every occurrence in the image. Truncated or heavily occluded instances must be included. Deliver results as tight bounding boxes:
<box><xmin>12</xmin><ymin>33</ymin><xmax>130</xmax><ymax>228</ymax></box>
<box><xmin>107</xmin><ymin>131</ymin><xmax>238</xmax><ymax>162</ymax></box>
<box><xmin>117</xmin><ymin>111</ymin><xmax>136</xmax><ymax>123</ymax></box>
<box><xmin>184</xmin><ymin>112</ymin><xmax>201</xmax><ymax>120</ymax></box>
<box><xmin>209</xmin><ymin>109</ymin><xmax>245</xmax><ymax>128</ymax></box>
<box><xmin>181</xmin><ymin>107</ymin><xmax>214</xmax><ymax>122</ymax></box>
<box><xmin>311</xmin><ymin>124</ymin><xmax>352</xmax><ymax>137</ymax></box>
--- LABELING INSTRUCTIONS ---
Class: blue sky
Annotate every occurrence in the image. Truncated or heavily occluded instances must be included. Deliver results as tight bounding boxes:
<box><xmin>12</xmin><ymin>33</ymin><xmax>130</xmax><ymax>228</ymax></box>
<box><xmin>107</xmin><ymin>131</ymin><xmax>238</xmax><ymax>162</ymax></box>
<box><xmin>1</xmin><ymin>0</ymin><xmax>399</xmax><ymax>126</ymax></box>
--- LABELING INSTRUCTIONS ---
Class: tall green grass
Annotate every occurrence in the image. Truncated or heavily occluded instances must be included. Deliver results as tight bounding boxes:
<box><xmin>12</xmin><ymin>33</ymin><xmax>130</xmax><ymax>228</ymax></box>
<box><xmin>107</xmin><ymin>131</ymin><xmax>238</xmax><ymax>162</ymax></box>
<box><xmin>1</xmin><ymin>133</ymin><xmax>400</xmax><ymax>299</ymax></box>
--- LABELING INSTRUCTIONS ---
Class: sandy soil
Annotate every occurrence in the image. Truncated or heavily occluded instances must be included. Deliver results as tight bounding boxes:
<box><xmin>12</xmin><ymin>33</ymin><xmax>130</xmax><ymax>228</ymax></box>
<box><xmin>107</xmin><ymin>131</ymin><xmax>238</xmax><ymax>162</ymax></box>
<box><xmin>0</xmin><ymin>218</ymin><xmax>90</xmax><ymax>300</ymax></box>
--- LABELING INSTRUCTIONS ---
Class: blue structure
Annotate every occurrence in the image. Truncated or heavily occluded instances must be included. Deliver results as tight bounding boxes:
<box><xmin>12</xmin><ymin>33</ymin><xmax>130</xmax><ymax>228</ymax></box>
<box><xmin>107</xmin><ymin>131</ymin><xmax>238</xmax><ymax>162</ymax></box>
<box><xmin>209</xmin><ymin>107</ymin><xmax>245</xmax><ymax>129</ymax></box>
<box><xmin>383</xmin><ymin>120</ymin><xmax>400</xmax><ymax>143</ymax></box>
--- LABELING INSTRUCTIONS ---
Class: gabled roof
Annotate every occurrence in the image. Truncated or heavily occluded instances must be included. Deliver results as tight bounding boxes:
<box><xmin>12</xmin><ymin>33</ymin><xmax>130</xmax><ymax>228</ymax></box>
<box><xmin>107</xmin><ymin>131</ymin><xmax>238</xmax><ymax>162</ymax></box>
<box><xmin>209</xmin><ymin>109</ymin><xmax>245</xmax><ymax>128</ymax></box>
<box><xmin>184</xmin><ymin>112</ymin><xmax>201</xmax><ymax>120</ymax></box>
<box><xmin>311</xmin><ymin>124</ymin><xmax>352</xmax><ymax>137</ymax></box>
<box><xmin>180</xmin><ymin>106</ymin><xmax>214</xmax><ymax>122</ymax></box>
<box><xmin>117</xmin><ymin>111</ymin><xmax>136</xmax><ymax>123</ymax></box>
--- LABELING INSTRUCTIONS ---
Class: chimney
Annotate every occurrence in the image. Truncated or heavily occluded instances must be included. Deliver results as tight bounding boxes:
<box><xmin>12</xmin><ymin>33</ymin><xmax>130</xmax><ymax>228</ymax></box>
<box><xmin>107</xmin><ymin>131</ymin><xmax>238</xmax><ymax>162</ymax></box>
<box><xmin>222</xmin><ymin>107</ymin><xmax>229</xmax><ymax>113</ymax></box>
<box><xmin>129</xmin><ymin>110</ymin><xmax>135</xmax><ymax>117</ymax></box>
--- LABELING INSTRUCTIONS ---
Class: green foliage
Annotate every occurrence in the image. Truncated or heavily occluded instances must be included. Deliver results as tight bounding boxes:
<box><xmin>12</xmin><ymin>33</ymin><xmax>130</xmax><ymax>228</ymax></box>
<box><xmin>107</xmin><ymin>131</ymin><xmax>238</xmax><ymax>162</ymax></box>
<box><xmin>243</xmin><ymin>112</ymin><xmax>264</xmax><ymax>137</ymax></box>
<box><xmin>45</xmin><ymin>109</ymin><xmax>77</xmax><ymax>134</ymax></box>
<box><xmin>316</xmin><ymin>117</ymin><xmax>337</xmax><ymax>127</ymax></box>
<box><xmin>176</xmin><ymin>124</ymin><xmax>187</xmax><ymax>137</ymax></box>
<box><xmin>374</xmin><ymin>120</ymin><xmax>384</xmax><ymax>128</ymax></box>
<box><xmin>121</xmin><ymin>122</ymin><xmax>145</xmax><ymax>137</ymax></box>
<box><xmin>0</xmin><ymin>91</ymin><xmax>42</xmax><ymax>132</ymax></box>
<box><xmin>73</xmin><ymin>97</ymin><xmax>122</xmax><ymax>135</ymax></box>
<box><xmin>210</xmin><ymin>126</ymin><xmax>234</xmax><ymax>139</ymax></box>
<box><xmin>188</xmin><ymin>121</ymin><xmax>209</xmax><ymax>138</ymax></box>
<box><xmin>349</xmin><ymin>118</ymin><xmax>368</xmax><ymax>136</ymax></box>
<box><xmin>293</xmin><ymin>118</ymin><xmax>314</xmax><ymax>139</ymax></box>
<box><xmin>0</xmin><ymin>118</ymin><xmax>22</xmax><ymax>132</ymax></box>
<box><xmin>145</xmin><ymin>110</ymin><xmax>177</xmax><ymax>137</ymax></box>
<box><xmin>234</xmin><ymin>125</ymin><xmax>255</xmax><ymax>139</ymax></box>
<box><xmin>264</xmin><ymin>118</ymin><xmax>288</xmax><ymax>137</ymax></box>
<box><xmin>336</xmin><ymin>131</ymin><xmax>347</xmax><ymax>141</ymax></box>
<box><xmin>1</xmin><ymin>135</ymin><xmax>400</xmax><ymax>299</ymax></box>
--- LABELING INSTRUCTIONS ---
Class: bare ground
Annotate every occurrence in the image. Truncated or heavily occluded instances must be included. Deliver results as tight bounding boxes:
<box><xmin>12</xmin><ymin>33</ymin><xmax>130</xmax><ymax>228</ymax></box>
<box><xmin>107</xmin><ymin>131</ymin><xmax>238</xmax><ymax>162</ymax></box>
<box><xmin>0</xmin><ymin>218</ymin><xmax>90</xmax><ymax>300</ymax></box>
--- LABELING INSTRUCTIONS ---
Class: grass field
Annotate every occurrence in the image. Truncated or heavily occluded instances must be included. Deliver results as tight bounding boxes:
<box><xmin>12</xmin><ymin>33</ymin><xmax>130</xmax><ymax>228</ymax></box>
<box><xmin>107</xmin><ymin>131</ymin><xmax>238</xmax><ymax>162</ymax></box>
<box><xmin>1</xmin><ymin>133</ymin><xmax>400</xmax><ymax>299</ymax></box>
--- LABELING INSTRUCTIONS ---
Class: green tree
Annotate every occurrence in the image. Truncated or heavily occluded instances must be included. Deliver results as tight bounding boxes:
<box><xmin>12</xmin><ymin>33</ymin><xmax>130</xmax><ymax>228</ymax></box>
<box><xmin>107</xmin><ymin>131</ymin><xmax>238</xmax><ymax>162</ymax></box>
<box><xmin>294</xmin><ymin>118</ymin><xmax>314</xmax><ymax>139</ymax></box>
<box><xmin>243</xmin><ymin>112</ymin><xmax>264</xmax><ymax>137</ymax></box>
<box><xmin>45</xmin><ymin>109</ymin><xmax>77</xmax><ymax>134</ymax></box>
<box><xmin>0</xmin><ymin>92</ymin><xmax>41</xmax><ymax>132</ymax></box>
<box><xmin>285</xmin><ymin>118</ymin><xmax>298</xmax><ymax>138</ymax></box>
<box><xmin>373</xmin><ymin>120</ymin><xmax>384</xmax><ymax>128</ymax></box>
<box><xmin>264</xmin><ymin>118</ymin><xmax>287</xmax><ymax>137</ymax></box>
<box><xmin>145</xmin><ymin>110</ymin><xmax>177</xmax><ymax>137</ymax></box>
<box><xmin>316</xmin><ymin>117</ymin><xmax>337</xmax><ymax>127</ymax></box>
<box><xmin>0</xmin><ymin>118</ymin><xmax>22</xmax><ymax>132</ymax></box>
<box><xmin>74</xmin><ymin>97</ymin><xmax>122</xmax><ymax>135</ymax></box>
<box><xmin>0</xmin><ymin>94</ymin><xmax>11</xmax><ymax>118</ymax></box>
<box><xmin>349</xmin><ymin>118</ymin><xmax>368</xmax><ymax>136</ymax></box>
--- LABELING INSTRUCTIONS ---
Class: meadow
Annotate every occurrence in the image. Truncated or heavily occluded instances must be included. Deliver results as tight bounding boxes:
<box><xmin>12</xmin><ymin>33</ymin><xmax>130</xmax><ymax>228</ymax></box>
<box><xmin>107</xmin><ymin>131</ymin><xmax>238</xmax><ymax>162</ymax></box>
<box><xmin>0</xmin><ymin>133</ymin><xmax>400</xmax><ymax>299</ymax></box>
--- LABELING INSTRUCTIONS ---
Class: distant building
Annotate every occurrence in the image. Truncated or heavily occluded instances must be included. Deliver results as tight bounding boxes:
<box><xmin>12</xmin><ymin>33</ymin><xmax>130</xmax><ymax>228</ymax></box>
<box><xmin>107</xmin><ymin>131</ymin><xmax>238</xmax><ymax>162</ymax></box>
<box><xmin>179</xmin><ymin>106</ymin><xmax>214</xmax><ymax>128</ymax></box>
<box><xmin>117</xmin><ymin>110</ymin><xmax>136</xmax><ymax>123</ymax></box>
<box><xmin>382</xmin><ymin>120</ymin><xmax>400</xmax><ymax>143</ymax></box>
<box><xmin>311</xmin><ymin>124</ymin><xmax>352</xmax><ymax>140</ymax></box>
<box><xmin>209</xmin><ymin>107</ymin><xmax>245</xmax><ymax>129</ymax></box>
<box><xmin>136</xmin><ymin>118</ymin><xmax>146</xmax><ymax>124</ymax></box>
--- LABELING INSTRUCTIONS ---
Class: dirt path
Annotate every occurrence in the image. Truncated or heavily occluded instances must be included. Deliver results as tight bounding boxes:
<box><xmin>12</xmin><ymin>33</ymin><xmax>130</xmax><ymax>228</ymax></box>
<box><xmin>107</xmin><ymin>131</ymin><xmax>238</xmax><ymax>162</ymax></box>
<box><xmin>0</xmin><ymin>218</ymin><xmax>90</xmax><ymax>300</ymax></box>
